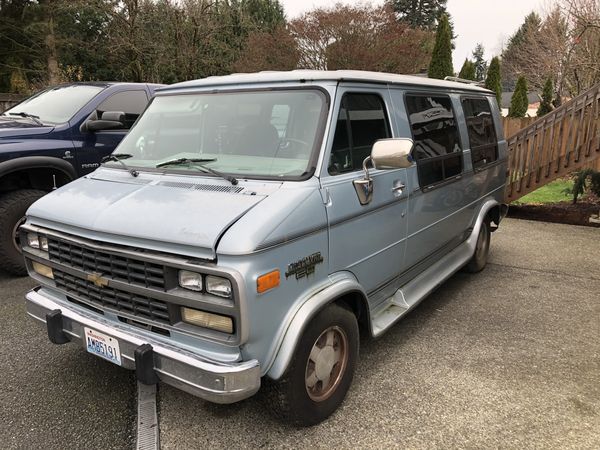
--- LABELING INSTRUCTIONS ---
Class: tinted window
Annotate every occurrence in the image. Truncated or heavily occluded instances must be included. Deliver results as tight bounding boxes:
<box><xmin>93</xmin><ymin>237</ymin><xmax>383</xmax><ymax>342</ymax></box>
<box><xmin>97</xmin><ymin>90</ymin><xmax>148</xmax><ymax>129</ymax></box>
<box><xmin>462</xmin><ymin>97</ymin><xmax>498</xmax><ymax>169</ymax></box>
<box><xmin>329</xmin><ymin>93</ymin><xmax>391</xmax><ymax>175</ymax></box>
<box><xmin>405</xmin><ymin>94</ymin><xmax>462</xmax><ymax>187</ymax></box>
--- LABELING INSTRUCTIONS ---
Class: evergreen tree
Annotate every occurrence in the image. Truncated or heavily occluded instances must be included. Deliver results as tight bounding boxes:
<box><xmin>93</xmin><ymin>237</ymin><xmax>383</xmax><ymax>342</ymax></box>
<box><xmin>389</xmin><ymin>0</ymin><xmax>447</xmax><ymax>29</ymax></box>
<box><xmin>485</xmin><ymin>56</ymin><xmax>502</xmax><ymax>107</ymax></box>
<box><xmin>458</xmin><ymin>59</ymin><xmax>476</xmax><ymax>80</ymax></box>
<box><xmin>472</xmin><ymin>43</ymin><xmax>487</xmax><ymax>81</ymax></box>
<box><xmin>428</xmin><ymin>14</ymin><xmax>453</xmax><ymax>79</ymax></box>
<box><xmin>537</xmin><ymin>77</ymin><xmax>554</xmax><ymax>117</ymax></box>
<box><xmin>509</xmin><ymin>76</ymin><xmax>529</xmax><ymax>118</ymax></box>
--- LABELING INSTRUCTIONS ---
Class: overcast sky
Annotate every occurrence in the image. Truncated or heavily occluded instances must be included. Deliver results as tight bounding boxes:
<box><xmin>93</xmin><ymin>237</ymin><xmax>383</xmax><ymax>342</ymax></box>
<box><xmin>280</xmin><ymin>0</ymin><xmax>547</xmax><ymax>71</ymax></box>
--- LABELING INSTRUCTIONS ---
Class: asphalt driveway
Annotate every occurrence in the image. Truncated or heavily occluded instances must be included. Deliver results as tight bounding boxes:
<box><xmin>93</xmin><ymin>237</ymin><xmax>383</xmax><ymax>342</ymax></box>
<box><xmin>1</xmin><ymin>218</ymin><xmax>598</xmax><ymax>449</ymax></box>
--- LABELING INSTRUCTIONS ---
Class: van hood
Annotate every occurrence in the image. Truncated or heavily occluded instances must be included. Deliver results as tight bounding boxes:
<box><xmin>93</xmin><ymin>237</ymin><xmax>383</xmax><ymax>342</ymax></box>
<box><xmin>26</xmin><ymin>170</ymin><xmax>274</xmax><ymax>260</ymax></box>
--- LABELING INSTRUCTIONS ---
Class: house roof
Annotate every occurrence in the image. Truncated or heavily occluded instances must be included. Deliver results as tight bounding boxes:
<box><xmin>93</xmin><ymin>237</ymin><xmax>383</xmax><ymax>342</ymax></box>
<box><xmin>501</xmin><ymin>91</ymin><xmax>542</xmax><ymax>109</ymax></box>
<box><xmin>159</xmin><ymin>70</ymin><xmax>492</xmax><ymax>94</ymax></box>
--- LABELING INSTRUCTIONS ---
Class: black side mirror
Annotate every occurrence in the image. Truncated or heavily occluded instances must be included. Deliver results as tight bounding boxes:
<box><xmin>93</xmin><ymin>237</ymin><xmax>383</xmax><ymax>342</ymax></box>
<box><xmin>82</xmin><ymin>111</ymin><xmax>126</xmax><ymax>132</ymax></box>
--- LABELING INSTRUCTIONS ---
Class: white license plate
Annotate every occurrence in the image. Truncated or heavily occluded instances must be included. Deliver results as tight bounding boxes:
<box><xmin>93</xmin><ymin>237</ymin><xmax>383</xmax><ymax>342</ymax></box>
<box><xmin>84</xmin><ymin>327</ymin><xmax>122</xmax><ymax>366</ymax></box>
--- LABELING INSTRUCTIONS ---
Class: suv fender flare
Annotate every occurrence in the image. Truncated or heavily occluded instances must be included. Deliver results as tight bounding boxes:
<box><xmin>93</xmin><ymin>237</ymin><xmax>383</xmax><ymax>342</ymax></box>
<box><xmin>0</xmin><ymin>156</ymin><xmax>77</xmax><ymax>182</ymax></box>
<box><xmin>265</xmin><ymin>271</ymin><xmax>368</xmax><ymax>380</ymax></box>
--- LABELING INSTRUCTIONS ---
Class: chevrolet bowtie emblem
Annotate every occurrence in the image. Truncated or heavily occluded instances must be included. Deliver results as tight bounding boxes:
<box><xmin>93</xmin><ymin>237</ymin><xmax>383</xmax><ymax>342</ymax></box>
<box><xmin>87</xmin><ymin>272</ymin><xmax>109</xmax><ymax>288</ymax></box>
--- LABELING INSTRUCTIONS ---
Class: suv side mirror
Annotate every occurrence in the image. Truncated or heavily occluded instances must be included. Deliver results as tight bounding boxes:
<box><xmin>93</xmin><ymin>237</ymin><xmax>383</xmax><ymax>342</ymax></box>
<box><xmin>82</xmin><ymin>111</ymin><xmax>126</xmax><ymax>132</ymax></box>
<box><xmin>353</xmin><ymin>138</ymin><xmax>415</xmax><ymax>206</ymax></box>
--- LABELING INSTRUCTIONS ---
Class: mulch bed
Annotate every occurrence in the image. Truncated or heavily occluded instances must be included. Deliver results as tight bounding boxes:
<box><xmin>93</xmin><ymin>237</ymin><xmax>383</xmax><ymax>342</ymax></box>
<box><xmin>508</xmin><ymin>201</ymin><xmax>600</xmax><ymax>227</ymax></box>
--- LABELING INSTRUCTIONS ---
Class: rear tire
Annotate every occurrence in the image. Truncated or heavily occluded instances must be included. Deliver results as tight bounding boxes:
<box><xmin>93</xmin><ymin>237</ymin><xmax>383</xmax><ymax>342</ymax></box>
<box><xmin>464</xmin><ymin>220</ymin><xmax>491</xmax><ymax>273</ymax></box>
<box><xmin>264</xmin><ymin>303</ymin><xmax>359</xmax><ymax>426</ymax></box>
<box><xmin>0</xmin><ymin>189</ymin><xmax>46</xmax><ymax>276</ymax></box>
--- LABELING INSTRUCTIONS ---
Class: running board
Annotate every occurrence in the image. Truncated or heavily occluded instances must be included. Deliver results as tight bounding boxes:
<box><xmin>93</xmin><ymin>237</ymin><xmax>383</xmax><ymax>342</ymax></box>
<box><xmin>369</xmin><ymin>221</ymin><xmax>481</xmax><ymax>338</ymax></box>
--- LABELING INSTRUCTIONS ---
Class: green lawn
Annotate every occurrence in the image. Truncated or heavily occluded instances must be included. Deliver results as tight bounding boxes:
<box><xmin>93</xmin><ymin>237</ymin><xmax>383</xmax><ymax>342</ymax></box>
<box><xmin>512</xmin><ymin>179</ymin><xmax>573</xmax><ymax>205</ymax></box>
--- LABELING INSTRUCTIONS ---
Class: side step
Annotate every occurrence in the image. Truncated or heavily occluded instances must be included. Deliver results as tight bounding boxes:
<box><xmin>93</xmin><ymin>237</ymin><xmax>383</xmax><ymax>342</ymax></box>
<box><xmin>370</xmin><ymin>291</ymin><xmax>409</xmax><ymax>336</ymax></box>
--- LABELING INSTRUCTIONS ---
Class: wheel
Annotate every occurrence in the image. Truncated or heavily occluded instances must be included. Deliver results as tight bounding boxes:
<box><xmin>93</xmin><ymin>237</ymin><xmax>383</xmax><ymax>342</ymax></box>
<box><xmin>0</xmin><ymin>189</ymin><xmax>46</xmax><ymax>275</ymax></box>
<box><xmin>464</xmin><ymin>220</ymin><xmax>491</xmax><ymax>273</ymax></box>
<box><xmin>264</xmin><ymin>303</ymin><xmax>359</xmax><ymax>426</ymax></box>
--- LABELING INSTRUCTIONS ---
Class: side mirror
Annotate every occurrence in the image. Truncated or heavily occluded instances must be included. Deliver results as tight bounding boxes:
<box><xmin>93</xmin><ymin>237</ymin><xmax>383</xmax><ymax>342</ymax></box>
<box><xmin>371</xmin><ymin>138</ymin><xmax>415</xmax><ymax>169</ymax></box>
<box><xmin>82</xmin><ymin>111</ymin><xmax>126</xmax><ymax>132</ymax></box>
<box><xmin>353</xmin><ymin>138</ymin><xmax>415</xmax><ymax>206</ymax></box>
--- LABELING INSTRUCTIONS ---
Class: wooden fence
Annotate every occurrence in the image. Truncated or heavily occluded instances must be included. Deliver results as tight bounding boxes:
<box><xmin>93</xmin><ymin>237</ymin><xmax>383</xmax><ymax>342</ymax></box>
<box><xmin>504</xmin><ymin>83</ymin><xmax>600</xmax><ymax>202</ymax></box>
<box><xmin>0</xmin><ymin>93</ymin><xmax>25</xmax><ymax>113</ymax></box>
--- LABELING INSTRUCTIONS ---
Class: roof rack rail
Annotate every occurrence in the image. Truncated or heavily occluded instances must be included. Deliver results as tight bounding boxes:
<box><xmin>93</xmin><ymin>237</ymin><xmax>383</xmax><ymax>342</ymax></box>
<box><xmin>444</xmin><ymin>76</ymin><xmax>485</xmax><ymax>87</ymax></box>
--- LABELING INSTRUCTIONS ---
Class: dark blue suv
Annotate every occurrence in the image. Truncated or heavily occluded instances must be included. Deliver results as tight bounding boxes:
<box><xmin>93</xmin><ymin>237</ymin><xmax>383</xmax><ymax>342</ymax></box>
<box><xmin>0</xmin><ymin>82</ymin><xmax>163</xmax><ymax>274</ymax></box>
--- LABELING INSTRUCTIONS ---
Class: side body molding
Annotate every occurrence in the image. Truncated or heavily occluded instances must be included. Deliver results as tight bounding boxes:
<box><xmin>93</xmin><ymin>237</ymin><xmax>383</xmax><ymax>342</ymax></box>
<box><xmin>266</xmin><ymin>272</ymin><xmax>368</xmax><ymax>380</ymax></box>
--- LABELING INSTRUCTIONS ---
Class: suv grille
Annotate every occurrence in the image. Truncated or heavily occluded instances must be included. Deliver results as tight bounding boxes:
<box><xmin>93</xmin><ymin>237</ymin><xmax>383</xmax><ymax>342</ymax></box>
<box><xmin>48</xmin><ymin>237</ymin><xmax>166</xmax><ymax>290</ymax></box>
<box><xmin>54</xmin><ymin>270</ymin><xmax>170</xmax><ymax>325</ymax></box>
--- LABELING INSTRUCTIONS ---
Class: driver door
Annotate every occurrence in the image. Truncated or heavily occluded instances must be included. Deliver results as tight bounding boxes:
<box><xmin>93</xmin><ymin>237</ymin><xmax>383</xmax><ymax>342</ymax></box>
<box><xmin>321</xmin><ymin>87</ymin><xmax>409</xmax><ymax>304</ymax></box>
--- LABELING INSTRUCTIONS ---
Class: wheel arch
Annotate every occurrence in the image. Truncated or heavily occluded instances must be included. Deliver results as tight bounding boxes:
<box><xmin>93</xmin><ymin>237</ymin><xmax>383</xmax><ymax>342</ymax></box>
<box><xmin>0</xmin><ymin>156</ymin><xmax>76</xmax><ymax>194</ymax></box>
<box><xmin>265</xmin><ymin>272</ymin><xmax>370</xmax><ymax>381</ymax></box>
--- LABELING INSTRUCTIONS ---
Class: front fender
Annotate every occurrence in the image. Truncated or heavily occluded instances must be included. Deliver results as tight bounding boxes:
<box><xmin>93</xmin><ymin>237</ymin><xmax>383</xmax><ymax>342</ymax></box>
<box><xmin>266</xmin><ymin>271</ymin><xmax>367</xmax><ymax>380</ymax></box>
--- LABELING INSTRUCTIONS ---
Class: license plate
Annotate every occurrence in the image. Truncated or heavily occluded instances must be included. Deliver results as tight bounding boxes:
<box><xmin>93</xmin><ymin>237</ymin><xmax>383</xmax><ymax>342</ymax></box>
<box><xmin>84</xmin><ymin>327</ymin><xmax>122</xmax><ymax>366</ymax></box>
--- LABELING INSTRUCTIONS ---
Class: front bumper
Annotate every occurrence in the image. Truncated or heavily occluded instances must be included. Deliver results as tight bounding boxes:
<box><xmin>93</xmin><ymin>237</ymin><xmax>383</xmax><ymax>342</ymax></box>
<box><xmin>25</xmin><ymin>288</ymin><xmax>261</xmax><ymax>404</ymax></box>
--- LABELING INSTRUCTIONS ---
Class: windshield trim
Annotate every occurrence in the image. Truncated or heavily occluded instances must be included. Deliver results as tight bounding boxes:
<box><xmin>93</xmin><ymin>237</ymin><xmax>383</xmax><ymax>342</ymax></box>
<box><xmin>106</xmin><ymin>86</ymin><xmax>331</xmax><ymax>182</ymax></box>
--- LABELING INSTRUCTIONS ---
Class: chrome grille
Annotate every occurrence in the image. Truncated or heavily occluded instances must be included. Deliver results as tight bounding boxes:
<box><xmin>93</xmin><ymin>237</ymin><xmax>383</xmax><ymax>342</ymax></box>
<box><xmin>48</xmin><ymin>237</ymin><xmax>166</xmax><ymax>290</ymax></box>
<box><xmin>54</xmin><ymin>270</ymin><xmax>170</xmax><ymax>325</ymax></box>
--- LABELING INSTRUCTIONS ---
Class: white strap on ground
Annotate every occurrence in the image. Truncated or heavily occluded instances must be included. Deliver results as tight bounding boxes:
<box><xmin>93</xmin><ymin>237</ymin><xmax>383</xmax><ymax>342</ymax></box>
<box><xmin>136</xmin><ymin>382</ymin><xmax>160</xmax><ymax>450</ymax></box>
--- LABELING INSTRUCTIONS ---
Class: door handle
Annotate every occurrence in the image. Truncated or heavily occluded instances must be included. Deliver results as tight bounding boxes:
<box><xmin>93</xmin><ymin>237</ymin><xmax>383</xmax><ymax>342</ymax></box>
<box><xmin>392</xmin><ymin>182</ymin><xmax>406</xmax><ymax>195</ymax></box>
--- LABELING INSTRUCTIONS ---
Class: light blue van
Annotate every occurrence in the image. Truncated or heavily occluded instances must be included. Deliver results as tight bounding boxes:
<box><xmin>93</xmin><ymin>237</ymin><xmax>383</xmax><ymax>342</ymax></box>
<box><xmin>21</xmin><ymin>71</ymin><xmax>508</xmax><ymax>426</ymax></box>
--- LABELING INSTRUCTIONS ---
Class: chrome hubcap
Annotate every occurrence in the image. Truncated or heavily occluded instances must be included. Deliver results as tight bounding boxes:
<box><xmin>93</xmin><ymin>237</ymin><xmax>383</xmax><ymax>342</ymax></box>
<box><xmin>305</xmin><ymin>326</ymin><xmax>348</xmax><ymax>402</ymax></box>
<box><xmin>12</xmin><ymin>216</ymin><xmax>26</xmax><ymax>254</ymax></box>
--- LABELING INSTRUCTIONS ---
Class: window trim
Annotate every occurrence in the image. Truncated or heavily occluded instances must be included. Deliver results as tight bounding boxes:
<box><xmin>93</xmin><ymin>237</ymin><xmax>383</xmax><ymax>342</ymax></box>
<box><xmin>403</xmin><ymin>92</ymin><xmax>464</xmax><ymax>190</ymax></box>
<box><xmin>460</xmin><ymin>95</ymin><xmax>499</xmax><ymax>171</ymax></box>
<box><xmin>327</xmin><ymin>91</ymin><xmax>393</xmax><ymax>176</ymax></box>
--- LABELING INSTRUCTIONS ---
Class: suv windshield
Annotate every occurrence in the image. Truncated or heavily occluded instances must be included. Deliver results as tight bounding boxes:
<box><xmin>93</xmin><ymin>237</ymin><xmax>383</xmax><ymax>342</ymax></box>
<box><xmin>113</xmin><ymin>89</ymin><xmax>328</xmax><ymax>179</ymax></box>
<box><xmin>3</xmin><ymin>85</ymin><xmax>104</xmax><ymax>124</ymax></box>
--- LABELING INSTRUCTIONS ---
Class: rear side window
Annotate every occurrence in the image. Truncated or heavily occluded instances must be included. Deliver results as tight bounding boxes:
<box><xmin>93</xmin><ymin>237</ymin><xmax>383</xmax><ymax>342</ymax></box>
<box><xmin>462</xmin><ymin>97</ymin><xmax>498</xmax><ymax>169</ymax></box>
<box><xmin>405</xmin><ymin>94</ymin><xmax>463</xmax><ymax>188</ymax></box>
<box><xmin>97</xmin><ymin>90</ymin><xmax>149</xmax><ymax>129</ymax></box>
<box><xmin>329</xmin><ymin>93</ymin><xmax>391</xmax><ymax>175</ymax></box>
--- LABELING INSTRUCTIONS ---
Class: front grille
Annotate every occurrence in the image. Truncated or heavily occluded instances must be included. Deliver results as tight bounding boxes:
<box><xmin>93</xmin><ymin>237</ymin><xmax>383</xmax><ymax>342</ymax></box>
<box><xmin>48</xmin><ymin>237</ymin><xmax>166</xmax><ymax>290</ymax></box>
<box><xmin>54</xmin><ymin>270</ymin><xmax>170</xmax><ymax>325</ymax></box>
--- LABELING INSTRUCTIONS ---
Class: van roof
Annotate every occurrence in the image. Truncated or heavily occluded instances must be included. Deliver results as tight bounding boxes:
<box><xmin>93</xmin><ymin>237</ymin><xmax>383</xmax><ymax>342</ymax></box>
<box><xmin>159</xmin><ymin>70</ymin><xmax>492</xmax><ymax>94</ymax></box>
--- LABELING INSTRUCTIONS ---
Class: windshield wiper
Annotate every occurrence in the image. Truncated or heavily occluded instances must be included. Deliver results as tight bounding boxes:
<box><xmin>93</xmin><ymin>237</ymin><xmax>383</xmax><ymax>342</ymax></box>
<box><xmin>7</xmin><ymin>112</ymin><xmax>43</xmax><ymax>126</ymax></box>
<box><xmin>156</xmin><ymin>158</ymin><xmax>238</xmax><ymax>185</ymax></box>
<box><xmin>101</xmin><ymin>153</ymin><xmax>139</xmax><ymax>177</ymax></box>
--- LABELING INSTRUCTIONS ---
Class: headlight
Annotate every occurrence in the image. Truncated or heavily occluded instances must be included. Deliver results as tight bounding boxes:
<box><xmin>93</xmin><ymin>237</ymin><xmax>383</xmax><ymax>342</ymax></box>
<box><xmin>26</xmin><ymin>233</ymin><xmax>48</xmax><ymax>251</ymax></box>
<box><xmin>178</xmin><ymin>270</ymin><xmax>203</xmax><ymax>291</ymax></box>
<box><xmin>206</xmin><ymin>275</ymin><xmax>232</xmax><ymax>298</ymax></box>
<box><xmin>181</xmin><ymin>307</ymin><xmax>233</xmax><ymax>334</ymax></box>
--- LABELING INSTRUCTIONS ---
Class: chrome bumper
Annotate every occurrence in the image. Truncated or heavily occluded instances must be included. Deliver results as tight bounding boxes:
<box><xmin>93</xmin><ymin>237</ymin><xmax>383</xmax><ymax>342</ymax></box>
<box><xmin>25</xmin><ymin>288</ymin><xmax>261</xmax><ymax>404</ymax></box>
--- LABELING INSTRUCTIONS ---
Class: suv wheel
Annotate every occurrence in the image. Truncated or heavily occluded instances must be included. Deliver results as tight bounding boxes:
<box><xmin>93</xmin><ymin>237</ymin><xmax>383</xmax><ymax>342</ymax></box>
<box><xmin>464</xmin><ymin>220</ymin><xmax>491</xmax><ymax>273</ymax></box>
<box><xmin>265</xmin><ymin>303</ymin><xmax>359</xmax><ymax>426</ymax></box>
<box><xmin>0</xmin><ymin>189</ymin><xmax>46</xmax><ymax>276</ymax></box>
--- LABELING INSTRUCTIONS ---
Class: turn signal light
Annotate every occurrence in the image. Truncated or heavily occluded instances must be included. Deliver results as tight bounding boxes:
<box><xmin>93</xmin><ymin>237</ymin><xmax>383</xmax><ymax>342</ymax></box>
<box><xmin>257</xmin><ymin>270</ymin><xmax>280</xmax><ymax>293</ymax></box>
<box><xmin>181</xmin><ymin>307</ymin><xmax>234</xmax><ymax>334</ymax></box>
<box><xmin>32</xmin><ymin>261</ymin><xmax>54</xmax><ymax>279</ymax></box>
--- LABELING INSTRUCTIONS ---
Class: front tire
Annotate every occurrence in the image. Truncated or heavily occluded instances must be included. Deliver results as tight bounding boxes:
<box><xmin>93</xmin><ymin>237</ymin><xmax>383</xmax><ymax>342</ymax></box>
<box><xmin>265</xmin><ymin>303</ymin><xmax>359</xmax><ymax>426</ymax></box>
<box><xmin>464</xmin><ymin>220</ymin><xmax>491</xmax><ymax>273</ymax></box>
<box><xmin>0</xmin><ymin>189</ymin><xmax>46</xmax><ymax>275</ymax></box>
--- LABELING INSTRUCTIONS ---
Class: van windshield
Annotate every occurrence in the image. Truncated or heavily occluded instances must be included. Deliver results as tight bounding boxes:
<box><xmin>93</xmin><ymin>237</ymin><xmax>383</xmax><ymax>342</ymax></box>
<box><xmin>113</xmin><ymin>89</ymin><xmax>327</xmax><ymax>179</ymax></box>
<box><xmin>3</xmin><ymin>85</ymin><xmax>104</xmax><ymax>124</ymax></box>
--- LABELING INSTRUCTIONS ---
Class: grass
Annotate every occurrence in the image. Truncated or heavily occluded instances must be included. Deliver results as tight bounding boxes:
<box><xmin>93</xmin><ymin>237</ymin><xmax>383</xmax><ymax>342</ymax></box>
<box><xmin>513</xmin><ymin>179</ymin><xmax>574</xmax><ymax>205</ymax></box>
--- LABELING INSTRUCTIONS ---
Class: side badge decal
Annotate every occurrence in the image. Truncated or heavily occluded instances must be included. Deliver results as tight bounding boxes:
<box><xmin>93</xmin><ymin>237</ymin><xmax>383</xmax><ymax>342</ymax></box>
<box><xmin>285</xmin><ymin>252</ymin><xmax>324</xmax><ymax>280</ymax></box>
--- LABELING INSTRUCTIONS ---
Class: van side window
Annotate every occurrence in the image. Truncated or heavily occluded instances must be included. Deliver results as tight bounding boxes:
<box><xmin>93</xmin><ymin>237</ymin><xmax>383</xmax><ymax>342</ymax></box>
<box><xmin>97</xmin><ymin>90</ymin><xmax>149</xmax><ymax>129</ymax></box>
<box><xmin>462</xmin><ymin>97</ymin><xmax>498</xmax><ymax>169</ymax></box>
<box><xmin>329</xmin><ymin>93</ymin><xmax>391</xmax><ymax>175</ymax></box>
<box><xmin>405</xmin><ymin>94</ymin><xmax>462</xmax><ymax>188</ymax></box>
